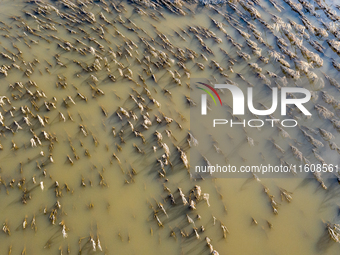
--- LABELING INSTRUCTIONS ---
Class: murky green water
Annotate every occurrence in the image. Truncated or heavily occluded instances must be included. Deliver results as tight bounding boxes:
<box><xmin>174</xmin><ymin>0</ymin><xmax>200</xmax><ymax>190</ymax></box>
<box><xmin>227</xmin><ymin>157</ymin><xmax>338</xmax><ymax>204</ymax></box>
<box><xmin>0</xmin><ymin>0</ymin><xmax>340</xmax><ymax>254</ymax></box>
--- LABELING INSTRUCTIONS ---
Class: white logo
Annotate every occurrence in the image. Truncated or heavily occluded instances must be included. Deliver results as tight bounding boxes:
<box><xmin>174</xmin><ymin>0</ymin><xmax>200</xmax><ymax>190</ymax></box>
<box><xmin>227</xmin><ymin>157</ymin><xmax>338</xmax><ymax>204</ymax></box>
<box><xmin>201</xmin><ymin>84</ymin><xmax>312</xmax><ymax>116</ymax></box>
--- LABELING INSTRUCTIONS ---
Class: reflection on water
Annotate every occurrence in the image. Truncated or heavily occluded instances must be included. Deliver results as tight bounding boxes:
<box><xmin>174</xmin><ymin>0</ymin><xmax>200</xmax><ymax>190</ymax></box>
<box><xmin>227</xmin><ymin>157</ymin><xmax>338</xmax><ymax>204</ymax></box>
<box><xmin>0</xmin><ymin>0</ymin><xmax>339</xmax><ymax>254</ymax></box>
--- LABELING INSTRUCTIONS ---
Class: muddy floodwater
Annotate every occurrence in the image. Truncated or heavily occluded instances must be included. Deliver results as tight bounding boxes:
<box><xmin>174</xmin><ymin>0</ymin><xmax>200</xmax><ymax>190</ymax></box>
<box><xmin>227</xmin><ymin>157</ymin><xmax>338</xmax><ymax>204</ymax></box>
<box><xmin>0</xmin><ymin>0</ymin><xmax>340</xmax><ymax>254</ymax></box>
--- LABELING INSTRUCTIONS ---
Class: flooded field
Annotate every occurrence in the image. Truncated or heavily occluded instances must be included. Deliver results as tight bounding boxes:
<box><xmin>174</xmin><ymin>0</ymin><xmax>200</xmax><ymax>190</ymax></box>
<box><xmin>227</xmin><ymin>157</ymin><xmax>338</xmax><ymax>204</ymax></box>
<box><xmin>0</xmin><ymin>0</ymin><xmax>340</xmax><ymax>254</ymax></box>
